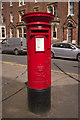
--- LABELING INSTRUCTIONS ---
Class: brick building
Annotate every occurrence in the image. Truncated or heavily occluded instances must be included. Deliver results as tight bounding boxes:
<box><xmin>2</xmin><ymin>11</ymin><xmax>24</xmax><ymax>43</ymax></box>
<box><xmin>0</xmin><ymin>1</ymin><xmax>80</xmax><ymax>45</ymax></box>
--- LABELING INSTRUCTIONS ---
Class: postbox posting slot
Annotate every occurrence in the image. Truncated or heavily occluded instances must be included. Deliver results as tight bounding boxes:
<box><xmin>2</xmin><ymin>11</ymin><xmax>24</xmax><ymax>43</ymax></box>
<box><xmin>35</xmin><ymin>36</ymin><xmax>45</xmax><ymax>52</ymax></box>
<box><xmin>31</xmin><ymin>30</ymin><xmax>48</xmax><ymax>33</ymax></box>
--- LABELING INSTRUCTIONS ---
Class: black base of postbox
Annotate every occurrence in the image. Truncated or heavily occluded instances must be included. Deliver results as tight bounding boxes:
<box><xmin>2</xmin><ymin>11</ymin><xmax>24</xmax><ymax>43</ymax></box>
<box><xmin>27</xmin><ymin>87</ymin><xmax>51</xmax><ymax>114</ymax></box>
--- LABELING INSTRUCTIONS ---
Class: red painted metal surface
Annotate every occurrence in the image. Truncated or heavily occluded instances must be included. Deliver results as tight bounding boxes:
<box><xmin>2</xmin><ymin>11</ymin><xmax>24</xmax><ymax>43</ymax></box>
<box><xmin>22</xmin><ymin>12</ymin><xmax>54</xmax><ymax>23</ymax></box>
<box><xmin>22</xmin><ymin>12</ymin><xmax>54</xmax><ymax>89</ymax></box>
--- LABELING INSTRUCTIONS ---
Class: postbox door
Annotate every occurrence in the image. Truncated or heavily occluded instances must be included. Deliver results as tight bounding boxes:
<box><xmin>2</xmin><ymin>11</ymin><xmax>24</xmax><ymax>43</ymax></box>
<box><xmin>28</xmin><ymin>34</ymin><xmax>51</xmax><ymax>89</ymax></box>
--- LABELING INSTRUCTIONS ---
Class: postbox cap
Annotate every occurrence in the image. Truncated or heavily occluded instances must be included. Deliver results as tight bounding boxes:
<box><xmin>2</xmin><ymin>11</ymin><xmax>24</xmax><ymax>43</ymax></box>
<box><xmin>22</xmin><ymin>12</ymin><xmax>54</xmax><ymax>23</ymax></box>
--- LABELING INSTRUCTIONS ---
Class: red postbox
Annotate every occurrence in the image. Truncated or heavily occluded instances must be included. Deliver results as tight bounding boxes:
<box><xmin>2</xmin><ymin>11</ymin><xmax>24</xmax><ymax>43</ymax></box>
<box><xmin>22</xmin><ymin>12</ymin><xmax>54</xmax><ymax>114</ymax></box>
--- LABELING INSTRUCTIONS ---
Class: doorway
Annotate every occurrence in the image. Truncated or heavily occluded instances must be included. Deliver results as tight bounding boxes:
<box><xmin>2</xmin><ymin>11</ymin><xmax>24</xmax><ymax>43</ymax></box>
<box><xmin>67</xmin><ymin>24</ymin><xmax>73</xmax><ymax>42</ymax></box>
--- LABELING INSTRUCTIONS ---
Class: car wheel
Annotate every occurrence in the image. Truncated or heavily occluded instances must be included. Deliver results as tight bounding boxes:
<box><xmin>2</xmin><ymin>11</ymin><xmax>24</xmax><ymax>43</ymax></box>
<box><xmin>77</xmin><ymin>54</ymin><xmax>80</xmax><ymax>61</ymax></box>
<box><xmin>51</xmin><ymin>51</ymin><xmax>54</xmax><ymax>58</ymax></box>
<box><xmin>14</xmin><ymin>49</ymin><xmax>19</xmax><ymax>55</ymax></box>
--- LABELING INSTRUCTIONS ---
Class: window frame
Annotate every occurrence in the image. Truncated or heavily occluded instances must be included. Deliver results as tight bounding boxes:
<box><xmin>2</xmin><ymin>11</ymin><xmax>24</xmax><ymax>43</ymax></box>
<box><xmin>47</xmin><ymin>6</ymin><xmax>53</xmax><ymax>14</ymax></box>
<box><xmin>19</xmin><ymin>13</ymin><xmax>22</xmax><ymax>22</ymax></box>
<box><xmin>68</xmin><ymin>1</ymin><xmax>74</xmax><ymax>16</ymax></box>
<box><xmin>53</xmin><ymin>5</ymin><xmax>57</xmax><ymax>17</ymax></box>
<box><xmin>53</xmin><ymin>24</ymin><xmax>57</xmax><ymax>39</ymax></box>
<box><xmin>2</xmin><ymin>27</ymin><xmax>5</xmax><ymax>38</ymax></box>
<box><xmin>47</xmin><ymin>4</ymin><xmax>57</xmax><ymax>16</ymax></box>
<box><xmin>35</xmin><ymin>0</ymin><xmax>38</xmax><ymax>3</ymax></box>
<box><xmin>1</xmin><ymin>2</ymin><xmax>3</xmax><ymax>9</ymax></box>
<box><xmin>1</xmin><ymin>14</ymin><xmax>4</xmax><ymax>23</ymax></box>
<box><xmin>10</xmin><ymin>0</ymin><xmax>13</xmax><ymax>6</ymax></box>
<box><xmin>23</xmin><ymin>27</ymin><xmax>26</xmax><ymax>38</ymax></box>
<box><xmin>34</xmin><ymin>7</ymin><xmax>39</xmax><ymax>12</ymax></box>
<box><xmin>0</xmin><ymin>26</ymin><xmax>6</xmax><ymax>40</ymax></box>
<box><xmin>10</xmin><ymin>12</ymin><xmax>13</xmax><ymax>23</ymax></box>
<box><xmin>19</xmin><ymin>0</ymin><xmax>26</xmax><ymax>6</ymax></box>
<box><xmin>19</xmin><ymin>0</ymin><xmax>23</xmax><ymax>6</ymax></box>
<box><xmin>10</xmin><ymin>27</ymin><xmax>14</xmax><ymax>38</ymax></box>
<box><xmin>18</xmin><ymin>28</ymin><xmax>22</xmax><ymax>38</ymax></box>
<box><xmin>23</xmin><ymin>0</ymin><xmax>26</xmax><ymax>5</ymax></box>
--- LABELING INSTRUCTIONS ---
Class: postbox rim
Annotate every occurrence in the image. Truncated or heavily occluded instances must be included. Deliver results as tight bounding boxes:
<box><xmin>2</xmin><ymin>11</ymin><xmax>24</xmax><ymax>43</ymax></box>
<box><xmin>22</xmin><ymin>12</ymin><xmax>54</xmax><ymax>17</ymax></box>
<box><xmin>22</xmin><ymin>12</ymin><xmax>54</xmax><ymax>23</ymax></box>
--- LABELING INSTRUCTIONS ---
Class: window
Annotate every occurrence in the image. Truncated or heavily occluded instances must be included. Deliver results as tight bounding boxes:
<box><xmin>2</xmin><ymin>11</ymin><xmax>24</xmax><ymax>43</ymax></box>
<box><xmin>1</xmin><ymin>2</ymin><xmax>3</xmax><ymax>9</ymax></box>
<box><xmin>23</xmin><ymin>27</ymin><xmax>26</xmax><ymax>38</ymax></box>
<box><xmin>34</xmin><ymin>7</ymin><xmax>39</xmax><ymax>12</ymax></box>
<box><xmin>0</xmin><ymin>26</ymin><xmax>6</xmax><ymax>39</ymax></box>
<box><xmin>64</xmin><ymin>43</ymin><xmax>71</xmax><ymax>49</ymax></box>
<box><xmin>53</xmin><ymin>24</ymin><xmax>57</xmax><ymax>39</ymax></box>
<box><xmin>19</xmin><ymin>0</ymin><xmax>22</xmax><ymax>6</ymax></box>
<box><xmin>2</xmin><ymin>27</ymin><xmax>5</xmax><ymax>37</ymax></box>
<box><xmin>68</xmin><ymin>1</ymin><xmax>74</xmax><ymax>15</ymax></box>
<box><xmin>59</xmin><ymin>44</ymin><xmax>64</xmax><ymax>48</ymax></box>
<box><xmin>23</xmin><ymin>0</ymin><xmax>26</xmax><ymax>5</ymax></box>
<box><xmin>47</xmin><ymin>6</ymin><xmax>53</xmax><ymax>13</ymax></box>
<box><xmin>10</xmin><ymin>0</ymin><xmax>13</xmax><ymax>6</ymax></box>
<box><xmin>18</xmin><ymin>28</ymin><xmax>22</xmax><ymax>37</ymax></box>
<box><xmin>54</xmin><ymin>5</ymin><xmax>57</xmax><ymax>17</ymax></box>
<box><xmin>19</xmin><ymin>11</ymin><xmax>25</xmax><ymax>22</ymax></box>
<box><xmin>19</xmin><ymin>13</ymin><xmax>22</xmax><ymax>22</ymax></box>
<box><xmin>47</xmin><ymin>4</ymin><xmax>57</xmax><ymax>16</ymax></box>
<box><xmin>59</xmin><ymin>43</ymin><xmax>72</xmax><ymax>49</ymax></box>
<box><xmin>19</xmin><ymin>0</ymin><xmax>26</xmax><ymax>6</ymax></box>
<box><xmin>52</xmin><ymin>43</ymin><xmax>60</xmax><ymax>47</ymax></box>
<box><xmin>10</xmin><ymin>28</ymin><xmax>14</xmax><ymax>38</ymax></box>
<box><xmin>54</xmin><ymin>43</ymin><xmax>73</xmax><ymax>49</ymax></box>
<box><xmin>55</xmin><ymin>43</ymin><xmax>66</xmax><ymax>48</ymax></box>
<box><xmin>1</xmin><ymin>14</ymin><xmax>4</xmax><ymax>23</ymax></box>
<box><xmin>23</xmin><ymin>10</ymin><xmax>25</xmax><ymax>14</ymax></box>
<box><xmin>35</xmin><ymin>0</ymin><xmax>38</xmax><ymax>3</ymax></box>
<box><xmin>10</xmin><ymin>12</ymin><xmax>13</xmax><ymax>22</ymax></box>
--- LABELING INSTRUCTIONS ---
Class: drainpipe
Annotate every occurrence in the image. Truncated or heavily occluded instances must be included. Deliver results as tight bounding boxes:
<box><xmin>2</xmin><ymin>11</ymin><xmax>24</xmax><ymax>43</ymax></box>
<box><xmin>78</xmin><ymin>1</ymin><xmax>80</xmax><ymax>45</ymax></box>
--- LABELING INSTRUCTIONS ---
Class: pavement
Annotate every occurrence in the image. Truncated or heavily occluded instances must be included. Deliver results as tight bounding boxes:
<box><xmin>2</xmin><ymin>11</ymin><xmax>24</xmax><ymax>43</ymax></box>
<box><xmin>1</xmin><ymin>60</ymin><xmax>79</xmax><ymax>118</ymax></box>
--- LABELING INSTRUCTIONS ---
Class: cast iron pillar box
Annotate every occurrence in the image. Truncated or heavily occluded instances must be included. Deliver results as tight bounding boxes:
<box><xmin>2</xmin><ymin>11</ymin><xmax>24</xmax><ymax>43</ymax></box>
<box><xmin>22</xmin><ymin>12</ymin><xmax>54</xmax><ymax>114</ymax></box>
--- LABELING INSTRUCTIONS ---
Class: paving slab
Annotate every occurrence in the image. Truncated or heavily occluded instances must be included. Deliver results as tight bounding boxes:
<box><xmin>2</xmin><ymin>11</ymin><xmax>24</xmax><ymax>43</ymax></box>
<box><xmin>2</xmin><ymin>63</ymin><xmax>78</xmax><ymax>118</ymax></box>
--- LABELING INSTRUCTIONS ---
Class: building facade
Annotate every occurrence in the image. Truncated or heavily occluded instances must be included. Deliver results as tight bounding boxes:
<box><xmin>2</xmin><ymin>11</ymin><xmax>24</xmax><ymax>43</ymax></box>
<box><xmin>0</xmin><ymin>1</ymin><xmax>79</xmax><ymax>45</ymax></box>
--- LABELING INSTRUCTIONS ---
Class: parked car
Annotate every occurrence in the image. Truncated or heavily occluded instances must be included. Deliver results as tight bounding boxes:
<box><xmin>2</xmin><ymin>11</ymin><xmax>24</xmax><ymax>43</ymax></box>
<box><xmin>1</xmin><ymin>37</ymin><xmax>27</xmax><ymax>55</ymax></box>
<box><xmin>51</xmin><ymin>42</ymin><xmax>80</xmax><ymax>61</ymax></box>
